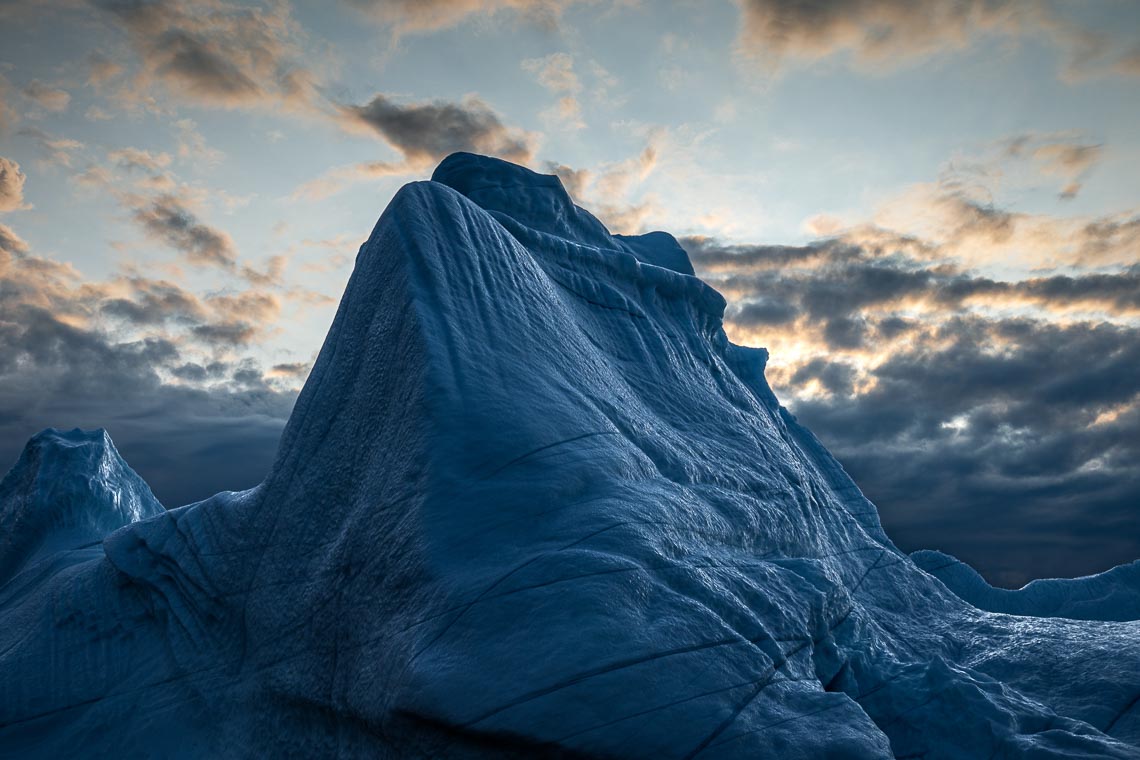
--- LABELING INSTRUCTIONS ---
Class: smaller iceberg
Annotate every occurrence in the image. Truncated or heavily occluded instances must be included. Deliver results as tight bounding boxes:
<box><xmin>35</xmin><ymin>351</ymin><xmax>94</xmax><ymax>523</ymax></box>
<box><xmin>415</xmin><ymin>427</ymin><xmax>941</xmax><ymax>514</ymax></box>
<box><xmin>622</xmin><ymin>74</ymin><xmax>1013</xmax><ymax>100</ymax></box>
<box><xmin>0</xmin><ymin>428</ymin><xmax>164</xmax><ymax>586</ymax></box>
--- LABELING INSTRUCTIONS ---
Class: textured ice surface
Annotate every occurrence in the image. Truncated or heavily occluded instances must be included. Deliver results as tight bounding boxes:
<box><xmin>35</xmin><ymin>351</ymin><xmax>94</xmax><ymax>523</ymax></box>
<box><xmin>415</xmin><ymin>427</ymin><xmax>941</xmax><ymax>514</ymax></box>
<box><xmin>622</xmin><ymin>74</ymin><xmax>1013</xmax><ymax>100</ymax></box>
<box><xmin>2</xmin><ymin>153</ymin><xmax>1140</xmax><ymax>758</ymax></box>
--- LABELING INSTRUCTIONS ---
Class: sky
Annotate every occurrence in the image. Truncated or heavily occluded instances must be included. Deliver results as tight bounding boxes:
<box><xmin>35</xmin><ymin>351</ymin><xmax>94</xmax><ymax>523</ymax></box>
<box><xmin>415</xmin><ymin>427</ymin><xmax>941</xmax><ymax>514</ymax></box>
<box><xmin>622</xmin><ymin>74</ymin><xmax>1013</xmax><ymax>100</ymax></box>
<box><xmin>0</xmin><ymin>0</ymin><xmax>1138</xmax><ymax>587</ymax></box>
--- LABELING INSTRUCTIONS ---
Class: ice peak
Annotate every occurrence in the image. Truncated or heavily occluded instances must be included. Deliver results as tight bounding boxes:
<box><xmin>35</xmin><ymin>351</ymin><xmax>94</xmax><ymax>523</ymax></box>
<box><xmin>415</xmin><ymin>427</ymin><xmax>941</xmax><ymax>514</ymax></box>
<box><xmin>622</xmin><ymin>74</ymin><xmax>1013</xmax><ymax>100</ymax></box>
<box><xmin>431</xmin><ymin>152</ymin><xmax>695</xmax><ymax>275</ymax></box>
<box><xmin>0</xmin><ymin>426</ymin><xmax>163</xmax><ymax>583</ymax></box>
<box><xmin>431</xmin><ymin>152</ymin><xmax>614</xmax><ymax>248</ymax></box>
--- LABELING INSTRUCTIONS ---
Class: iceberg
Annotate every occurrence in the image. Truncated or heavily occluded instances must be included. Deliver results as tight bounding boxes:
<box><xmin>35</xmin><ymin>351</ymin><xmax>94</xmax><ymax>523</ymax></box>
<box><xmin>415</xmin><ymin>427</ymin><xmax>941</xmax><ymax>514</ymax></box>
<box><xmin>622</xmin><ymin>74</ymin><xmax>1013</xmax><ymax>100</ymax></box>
<box><xmin>1</xmin><ymin>153</ymin><xmax>1139</xmax><ymax>758</ymax></box>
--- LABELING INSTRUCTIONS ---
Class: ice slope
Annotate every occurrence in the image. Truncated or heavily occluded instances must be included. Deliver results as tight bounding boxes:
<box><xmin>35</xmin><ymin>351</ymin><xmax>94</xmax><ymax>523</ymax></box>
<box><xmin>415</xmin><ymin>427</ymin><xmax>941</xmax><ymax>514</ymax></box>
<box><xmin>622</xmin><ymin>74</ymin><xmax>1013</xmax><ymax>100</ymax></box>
<box><xmin>913</xmin><ymin>549</ymin><xmax>1140</xmax><ymax>622</ymax></box>
<box><xmin>2</xmin><ymin>153</ymin><xmax>1140</xmax><ymax>758</ymax></box>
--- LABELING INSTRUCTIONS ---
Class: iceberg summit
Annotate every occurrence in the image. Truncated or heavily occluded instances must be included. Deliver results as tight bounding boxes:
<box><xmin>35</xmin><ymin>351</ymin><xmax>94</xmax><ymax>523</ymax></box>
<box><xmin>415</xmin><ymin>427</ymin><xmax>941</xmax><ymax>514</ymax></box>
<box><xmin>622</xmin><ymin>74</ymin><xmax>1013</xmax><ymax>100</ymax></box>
<box><xmin>2</xmin><ymin>153</ymin><xmax>1139</xmax><ymax>759</ymax></box>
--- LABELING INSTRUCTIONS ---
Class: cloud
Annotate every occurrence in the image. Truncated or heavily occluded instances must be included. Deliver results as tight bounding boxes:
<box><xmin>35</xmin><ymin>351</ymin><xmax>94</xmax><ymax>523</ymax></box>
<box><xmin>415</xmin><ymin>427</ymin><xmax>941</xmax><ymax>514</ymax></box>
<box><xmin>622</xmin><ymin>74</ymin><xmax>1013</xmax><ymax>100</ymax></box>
<box><xmin>735</xmin><ymin>0</ymin><xmax>1015</xmax><ymax>65</ymax></box>
<box><xmin>101</xmin><ymin>278</ymin><xmax>281</xmax><ymax>350</ymax></box>
<box><xmin>0</xmin><ymin>157</ymin><xmax>28</xmax><ymax>212</ymax></box>
<box><xmin>302</xmin><ymin>93</ymin><xmax>536</xmax><ymax>199</ymax></box>
<box><xmin>862</xmin><ymin>157</ymin><xmax>1137</xmax><ymax>269</ymax></box>
<box><xmin>88</xmin><ymin>0</ymin><xmax>321</xmax><ymax>112</ymax></box>
<box><xmin>0</xmin><ymin>223</ymin><xmax>296</xmax><ymax>506</ymax></box>
<box><xmin>733</xmin><ymin>0</ymin><xmax>1140</xmax><ymax>79</ymax></box>
<box><xmin>522</xmin><ymin>52</ymin><xmax>583</xmax><ymax>129</ymax></box>
<box><xmin>342</xmin><ymin>0</ymin><xmax>579</xmax><ymax>35</ymax></box>
<box><xmin>16</xmin><ymin>127</ymin><xmax>85</xmax><ymax>167</ymax></box>
<box><xmin>523</xmin><ymin>53</ymin><xmax>624</xmax><ymax>128</ymax></box>
<box><xmin>100</xmin><ymin>278</ymin><xmax>206</xmax><ymax>326</ymax></box>
<box><xmin>1116</xmin><ymin>46</ymin><xmax>1140</xmax><ymax>76</ymax></box>
<box><xmin>0</xmin><ymin>222</ymin><xmax>30</xmax><ymax>259</ymax></box>
<box><xmin>524</xmin><ymin>52</ymin><xmax>582</xmax><ymax>94</ymax></box>
<box><xmin>172</xmin><ymin>118</ymin><xmax>224</xmax><ymax>164</ymax></box>
<box><xmin>1003</xmin><ymin>132</ymin><xmax>1103</xmax><ymax>199</ymax></box>
<box><xmin>291</xmin><ymin>160</ymin><xmax>410</xmax><ymax>201</ymax></box>
<box><xmin>109</xmin><ymin>147</ymin><xmax>174</xmax><ymax>173</ymax></box>
<box><xmin>86</xmin><ymin>51</ymin><xmax>124</xmax><ymax>88</ymax></box>
<box><xmin>344</xmin><ymin>93</ymin><xmax>534</xmax><ymax>165</ymax></box>
<box><xmin>131</xmin><ymin>193</ymin><xmax>239</xmax><ymax>270</ymax></box>
<box><xmin>1079</xmin><ymin>215</ymin><xmax>1140</xmax><ymax>265</ymax></box>
<box><xmin>1029</xmin><ymin>141</ymin><xmax>1102</xmax><ymax>177</ymax></box>
<box><xmin>267</xmin><ymin>360</ymin><xmax>311</xmax><ymax>380</ymax></box>
<box><xmin>523</xmin><ymin>52</ymin><xmax>585</xmax><ymax>129</ymax></box>
<box><xmin>71</xmin><ymin>142</ymin><xmax>280</xmax><ymax>286</ymax></box>
<box><xmin>20</xmin><ymin>80</ymin><xmax>71</xmax><ymax>112</ymax></box>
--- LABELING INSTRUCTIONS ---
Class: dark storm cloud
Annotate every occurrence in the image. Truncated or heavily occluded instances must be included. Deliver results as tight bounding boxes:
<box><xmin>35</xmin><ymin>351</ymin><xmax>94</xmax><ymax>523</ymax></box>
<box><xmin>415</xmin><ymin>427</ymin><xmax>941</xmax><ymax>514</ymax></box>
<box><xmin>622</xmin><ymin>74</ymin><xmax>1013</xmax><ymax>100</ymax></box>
<box><xmin>686</xmin><ymin>234</ymin><xmax>1140</xmax><ymax>585</ymax></box>
<box><xmin>343</xmin><ymin>93</ymin><xmax>535</xmax><ymax>165</ymax></box>
<box><xmin>821</xmin><ymin>315</ymin><xmax>868</xmax><ymax>349</ymax></box>
<box><xmin>101</xmin><ymin>296</ymin><xmax>194</xmax><ymax>325</ymax></box>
